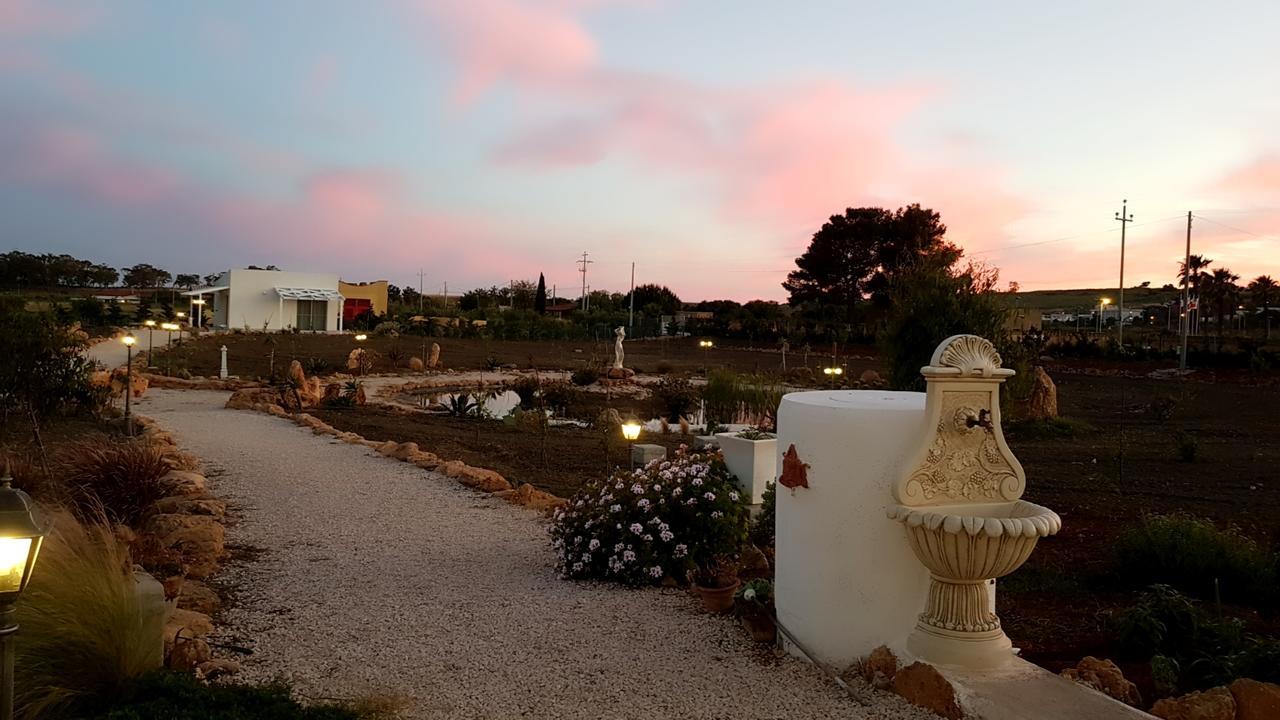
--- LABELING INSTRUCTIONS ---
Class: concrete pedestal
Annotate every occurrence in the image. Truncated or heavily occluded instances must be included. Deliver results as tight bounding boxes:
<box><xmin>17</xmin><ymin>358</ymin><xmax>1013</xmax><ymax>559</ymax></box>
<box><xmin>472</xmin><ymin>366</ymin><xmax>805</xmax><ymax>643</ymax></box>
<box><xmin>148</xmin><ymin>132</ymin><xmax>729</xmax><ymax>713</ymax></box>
<box><xmin>631</xmin><ymin>443</ymin><xmax>666</xmax><ymax>467</ymax></box>
<box><xmin>775</xmin><ymin>390</ymin><xmax>930</xmax><ymax>669</ymax></box>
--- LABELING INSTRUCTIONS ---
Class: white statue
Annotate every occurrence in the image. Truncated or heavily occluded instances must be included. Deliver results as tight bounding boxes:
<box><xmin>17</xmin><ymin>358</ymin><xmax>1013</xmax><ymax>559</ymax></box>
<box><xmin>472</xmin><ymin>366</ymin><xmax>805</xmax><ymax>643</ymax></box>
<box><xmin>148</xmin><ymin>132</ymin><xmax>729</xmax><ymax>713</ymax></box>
<box><xmin>613</xmin><ymin>326</ymin><xmax>625</xmax><ymax>369</ymax></box>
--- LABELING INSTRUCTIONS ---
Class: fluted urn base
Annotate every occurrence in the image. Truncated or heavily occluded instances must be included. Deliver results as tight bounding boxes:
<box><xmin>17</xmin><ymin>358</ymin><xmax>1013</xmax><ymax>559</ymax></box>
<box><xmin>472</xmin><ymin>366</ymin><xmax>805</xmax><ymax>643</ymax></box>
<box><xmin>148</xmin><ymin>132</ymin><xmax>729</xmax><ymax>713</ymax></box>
<box><xmin>908</xmin><ymin>576</ymin><xmax>1012</xmax><ymax>668</ymax></box>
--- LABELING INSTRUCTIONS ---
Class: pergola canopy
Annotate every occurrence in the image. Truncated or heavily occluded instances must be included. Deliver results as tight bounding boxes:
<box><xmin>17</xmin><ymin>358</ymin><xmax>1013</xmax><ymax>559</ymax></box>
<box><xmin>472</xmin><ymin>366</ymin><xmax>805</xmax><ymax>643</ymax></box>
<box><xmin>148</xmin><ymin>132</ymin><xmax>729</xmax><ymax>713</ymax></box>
<box><xmin>274</xmin><ymin>287</ymin><xmax>343</xmax><ymax>301</ymax></box>
<box><xmin>181</xmin><ymin>285</ymin><xmax>229</xmax><ymax>296</ymax></box>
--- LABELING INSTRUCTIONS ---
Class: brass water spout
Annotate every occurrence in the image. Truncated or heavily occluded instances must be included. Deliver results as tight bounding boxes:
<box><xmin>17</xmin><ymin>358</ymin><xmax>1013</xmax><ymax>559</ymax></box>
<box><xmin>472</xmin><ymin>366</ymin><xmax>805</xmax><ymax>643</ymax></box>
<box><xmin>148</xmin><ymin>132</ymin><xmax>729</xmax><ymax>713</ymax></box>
<box><xmin>966</xmin><ymin>409</ymin><xmax>993</xmax><ymax>431</ymax></box>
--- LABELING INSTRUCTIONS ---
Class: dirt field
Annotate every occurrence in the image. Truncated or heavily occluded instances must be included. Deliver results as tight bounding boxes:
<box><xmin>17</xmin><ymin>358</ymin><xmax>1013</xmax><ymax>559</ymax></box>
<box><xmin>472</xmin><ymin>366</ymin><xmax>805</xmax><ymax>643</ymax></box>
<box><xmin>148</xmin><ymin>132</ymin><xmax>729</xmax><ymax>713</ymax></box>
<box><xmin>311</xmin><ymin>405</ymin><xmax>703</xmax><ymax>498</ymax></box>
<box><xmin>999</xmin><ymin>370</ymin><xmax>1280</xmax><ymax>692</ymax></box>
<box><xmin>156</xmin><ymin>333</ymin><xmax>882</xmax><ymax>380</ymax></box>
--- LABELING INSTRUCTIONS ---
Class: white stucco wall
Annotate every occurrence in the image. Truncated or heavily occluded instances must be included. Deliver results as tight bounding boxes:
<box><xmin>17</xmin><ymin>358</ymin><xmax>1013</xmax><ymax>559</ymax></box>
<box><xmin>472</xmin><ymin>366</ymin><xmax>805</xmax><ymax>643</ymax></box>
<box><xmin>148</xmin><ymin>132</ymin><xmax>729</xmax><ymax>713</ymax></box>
<box><xmin>774</xmin><ymin>390</ymin><xmax>931</xmax><ymax>669</ymax></box>
<box><xmin>220</xmin><ymin>269</ymin><xmax>341</xmax><ymax>332</ymax></box>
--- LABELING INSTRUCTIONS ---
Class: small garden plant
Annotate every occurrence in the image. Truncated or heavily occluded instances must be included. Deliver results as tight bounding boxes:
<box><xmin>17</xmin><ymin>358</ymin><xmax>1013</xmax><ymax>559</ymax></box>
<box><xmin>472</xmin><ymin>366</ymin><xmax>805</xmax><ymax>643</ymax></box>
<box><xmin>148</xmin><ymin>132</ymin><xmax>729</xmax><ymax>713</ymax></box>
<box><xmin>550</xmin><ymin>447</ymin><xmax>748</xmax><ymax>585</ymax></box>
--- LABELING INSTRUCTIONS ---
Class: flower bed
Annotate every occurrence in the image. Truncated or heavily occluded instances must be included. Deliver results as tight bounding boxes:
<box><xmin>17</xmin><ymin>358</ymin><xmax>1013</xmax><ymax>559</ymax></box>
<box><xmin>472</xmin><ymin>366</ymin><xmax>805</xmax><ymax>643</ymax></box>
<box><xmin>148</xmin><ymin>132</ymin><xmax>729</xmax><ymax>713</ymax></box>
<box><xmin>550</xmin><ymin>447</ymin><xmax>748</xmax><ymax>585</ymax></box>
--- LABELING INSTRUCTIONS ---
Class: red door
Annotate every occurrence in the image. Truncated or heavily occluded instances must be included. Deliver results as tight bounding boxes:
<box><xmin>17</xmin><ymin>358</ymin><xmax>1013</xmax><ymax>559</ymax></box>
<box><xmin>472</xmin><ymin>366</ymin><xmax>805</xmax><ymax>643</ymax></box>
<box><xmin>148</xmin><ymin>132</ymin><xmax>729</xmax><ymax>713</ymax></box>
<box><xmin>343</xmin><ymin>298</ymin><xmax>372</xmax><ymax>324</ymax></box>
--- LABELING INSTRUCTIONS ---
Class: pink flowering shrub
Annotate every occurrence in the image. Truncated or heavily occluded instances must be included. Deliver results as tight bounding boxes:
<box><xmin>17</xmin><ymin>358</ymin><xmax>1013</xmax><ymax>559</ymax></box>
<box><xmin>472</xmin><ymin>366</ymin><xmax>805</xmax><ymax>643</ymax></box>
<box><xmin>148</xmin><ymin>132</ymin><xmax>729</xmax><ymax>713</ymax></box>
<box><xmin>550</xmin><ymin>446</ymin><xmax>749</xmax><ymax>585</ymax></box>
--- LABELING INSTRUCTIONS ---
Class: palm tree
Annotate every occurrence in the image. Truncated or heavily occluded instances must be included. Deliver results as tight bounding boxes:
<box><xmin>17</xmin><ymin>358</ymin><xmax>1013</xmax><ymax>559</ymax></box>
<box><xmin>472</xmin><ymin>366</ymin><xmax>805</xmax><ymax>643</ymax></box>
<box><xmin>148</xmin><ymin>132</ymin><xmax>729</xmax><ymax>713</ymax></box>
<box><xmin>1248</xmin><ymin>275</ymin><xmax>1277</xmax><ymax>339</ymax></box>
<box><xmin>1203</xmin><ymin>268</ymin><xmax>1241</xmax><ymax>337</ymax></box>
<box><xmin>1177</xmin><ymin>254</ymin><xmax>1213</xmax><ymax>334</ymax></box>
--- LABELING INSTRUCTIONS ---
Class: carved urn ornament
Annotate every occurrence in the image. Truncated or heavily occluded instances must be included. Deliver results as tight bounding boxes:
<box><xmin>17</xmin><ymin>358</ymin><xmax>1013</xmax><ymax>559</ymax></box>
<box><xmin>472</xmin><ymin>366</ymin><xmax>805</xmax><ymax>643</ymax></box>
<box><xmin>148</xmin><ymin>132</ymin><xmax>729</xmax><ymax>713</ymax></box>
<box><xmin>887</xmin><ymin>334</ymin><xmax>1061</xmax><ymax>668</ymax></box>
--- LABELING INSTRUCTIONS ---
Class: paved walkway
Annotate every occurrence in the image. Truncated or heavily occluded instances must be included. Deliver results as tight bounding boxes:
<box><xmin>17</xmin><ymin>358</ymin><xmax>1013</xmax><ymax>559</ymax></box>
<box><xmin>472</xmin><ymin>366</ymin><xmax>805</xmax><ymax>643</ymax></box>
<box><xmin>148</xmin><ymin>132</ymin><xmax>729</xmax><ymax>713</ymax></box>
<box><xmin>135</xmin><ymin>389</ymin><xmax>934</xmax><ymax>720</ymax></box>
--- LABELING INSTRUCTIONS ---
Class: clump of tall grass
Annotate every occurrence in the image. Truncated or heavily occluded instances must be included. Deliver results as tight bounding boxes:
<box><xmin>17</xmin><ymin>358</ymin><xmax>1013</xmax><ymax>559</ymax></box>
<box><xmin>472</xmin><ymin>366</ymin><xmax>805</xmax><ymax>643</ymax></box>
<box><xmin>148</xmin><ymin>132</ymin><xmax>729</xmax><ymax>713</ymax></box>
<box><xmin>59</xmin><ymin>437</ymin><xmax>171</xmax><ymax>526</ymax></box>
<box><xmin>16</xmin><ymin>510</ymin><xmax>168</xmax><ymax>719</ymax></box>
<box><xmin>1114</xmin><ymin>513</ymin><xmax>1277</xmax><ymax>607</ymax></box>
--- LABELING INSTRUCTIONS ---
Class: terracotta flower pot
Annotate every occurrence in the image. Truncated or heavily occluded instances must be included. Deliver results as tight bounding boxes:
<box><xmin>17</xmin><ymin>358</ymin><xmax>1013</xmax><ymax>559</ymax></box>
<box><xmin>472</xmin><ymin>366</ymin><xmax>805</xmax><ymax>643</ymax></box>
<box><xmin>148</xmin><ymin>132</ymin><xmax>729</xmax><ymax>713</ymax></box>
<box><xmin>740</xmin><ymin>608</ymin><xmax>776</xmax><ymax>643</ymax></box>
<box><xmin>693</xmin><ymin>578</ymin><xmax>740</xmax><ymax>613</ymax></box>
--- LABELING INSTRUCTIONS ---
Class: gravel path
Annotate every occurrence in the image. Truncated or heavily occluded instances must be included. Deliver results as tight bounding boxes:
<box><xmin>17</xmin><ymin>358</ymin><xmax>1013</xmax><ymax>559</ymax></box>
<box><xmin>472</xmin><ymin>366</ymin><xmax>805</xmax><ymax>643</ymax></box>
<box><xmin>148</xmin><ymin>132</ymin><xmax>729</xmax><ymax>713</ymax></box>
<box><xmin>136</xmin><ymin>389</ymin><xmax>935</xmax><ymax>720</ymax></box>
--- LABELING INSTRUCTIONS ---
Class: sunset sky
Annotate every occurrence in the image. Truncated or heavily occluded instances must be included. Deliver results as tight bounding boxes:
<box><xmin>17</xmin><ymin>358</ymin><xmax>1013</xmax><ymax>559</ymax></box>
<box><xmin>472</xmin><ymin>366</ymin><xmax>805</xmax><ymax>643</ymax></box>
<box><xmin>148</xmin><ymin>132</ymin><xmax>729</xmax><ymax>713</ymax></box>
<box><xmin>2</xmin><ymin>0</ymin><xmax>1278</xmax><ymax>302</ymax></box>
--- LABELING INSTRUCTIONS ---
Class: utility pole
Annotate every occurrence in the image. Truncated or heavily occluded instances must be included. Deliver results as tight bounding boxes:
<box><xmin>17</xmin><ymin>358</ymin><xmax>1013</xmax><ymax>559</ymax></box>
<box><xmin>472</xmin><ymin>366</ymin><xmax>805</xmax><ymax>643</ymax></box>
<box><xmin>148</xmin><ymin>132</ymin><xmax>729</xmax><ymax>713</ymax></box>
<box><xmin>1115</xmin><ymin>200</ymin><xmax>1134</xmax><ymax>347</ymax></box>
<box><xmin>1180</xmin><ymin>211</ymin><xmax>1192</xmax><ymax>371</ymax></box>
<box><xmin>628</xmin><ymin>261</ymin><xmax>635</xmax><ymax>333</ymax></box>
<box><xmin>577</xmin><ymin>252</ymin><xmax>593</xmax><ymax>311</ymax></box>
<box><xmin>417</xmin><ymin>269</ymin><xmax>424</xmax><ymax>313</ymax></box>
<box><xmin>443</xmin><ymin>281</ymin><xmax>448</xmax><ymax>309</ymax></box>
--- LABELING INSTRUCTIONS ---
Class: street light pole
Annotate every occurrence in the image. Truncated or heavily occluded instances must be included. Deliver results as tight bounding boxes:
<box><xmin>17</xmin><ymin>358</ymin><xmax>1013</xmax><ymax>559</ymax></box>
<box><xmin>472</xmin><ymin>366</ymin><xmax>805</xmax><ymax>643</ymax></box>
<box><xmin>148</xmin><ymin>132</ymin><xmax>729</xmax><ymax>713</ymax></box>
<box><xmin>122</xmin><ymin>334</ymin><xmax>136</xmax><ymax>436</ymax></box>
<box><xmin>1115</xmin><ymin>200</ymin><xmax>1134</xmax><ymax>347</ymax></box>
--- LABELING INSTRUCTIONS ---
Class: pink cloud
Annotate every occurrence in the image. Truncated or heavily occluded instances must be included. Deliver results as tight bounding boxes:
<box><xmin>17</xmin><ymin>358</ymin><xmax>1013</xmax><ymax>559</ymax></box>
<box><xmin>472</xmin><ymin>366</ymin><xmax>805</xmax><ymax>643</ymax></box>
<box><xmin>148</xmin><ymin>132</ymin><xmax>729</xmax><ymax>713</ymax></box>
<box><xmin>0</xmin><ymin>0</ymin><xmax>90</xmax><ymax>36</ymax></box>
<box><xmin>9</xmin><ymin>124</ymin><xmax>181</xmax><ymax>206</ymax></box>
<box><xmin>1216</xmin><ymin>154</ymin><xmax>1280</xmax><ymax>199</ymax></box>
<box><xmin>411</xmin><ymin>0</ymin><xmax>599</xmax><ymax>104</ymax></box>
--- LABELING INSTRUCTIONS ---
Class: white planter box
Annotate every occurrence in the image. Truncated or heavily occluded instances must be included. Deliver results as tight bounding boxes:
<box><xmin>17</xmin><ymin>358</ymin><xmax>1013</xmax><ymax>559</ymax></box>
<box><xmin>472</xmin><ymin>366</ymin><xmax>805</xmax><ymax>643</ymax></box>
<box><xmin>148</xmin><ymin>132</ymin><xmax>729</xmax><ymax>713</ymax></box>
<box><xmin>715</xmin><ymin>432</ymin><xmax>778</xmax><ymax>505</ymax></box>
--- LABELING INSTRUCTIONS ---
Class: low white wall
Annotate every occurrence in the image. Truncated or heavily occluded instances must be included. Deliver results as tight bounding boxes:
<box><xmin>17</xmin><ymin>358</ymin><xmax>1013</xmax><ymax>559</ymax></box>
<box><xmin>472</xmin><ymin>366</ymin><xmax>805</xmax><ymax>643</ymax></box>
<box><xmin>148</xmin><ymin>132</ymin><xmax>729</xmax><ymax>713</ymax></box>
<box><xmin>774</xmin><ymin>390</ymin><xmax>931</xmax><ymax>669</ymax></box>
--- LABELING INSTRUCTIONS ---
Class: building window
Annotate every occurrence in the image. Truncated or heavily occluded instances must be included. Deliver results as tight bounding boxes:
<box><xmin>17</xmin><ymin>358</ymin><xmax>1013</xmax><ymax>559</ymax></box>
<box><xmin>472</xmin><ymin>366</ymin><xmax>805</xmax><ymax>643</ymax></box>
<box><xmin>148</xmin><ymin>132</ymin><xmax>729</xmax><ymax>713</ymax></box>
<box><xmin>296</xmin><ymin>300</ymin><xmax>328</xmax><ymax>331</ymax></box>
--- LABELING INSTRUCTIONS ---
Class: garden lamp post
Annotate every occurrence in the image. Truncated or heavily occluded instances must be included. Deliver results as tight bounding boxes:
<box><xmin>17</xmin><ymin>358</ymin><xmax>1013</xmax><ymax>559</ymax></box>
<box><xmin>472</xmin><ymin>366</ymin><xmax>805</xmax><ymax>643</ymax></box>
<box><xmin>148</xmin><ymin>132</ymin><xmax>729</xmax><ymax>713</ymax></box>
<box><xmin>621</xmin><ymin>418</ymin><xmax>642</xmax><ymax>468</ymax></box>
<box><xmin>121</xmin><ymin>334</ymin><xmax>136</xmax><ymax>436</ymax></box>
<box><xmin>143</xmin><ymin>319</ymin><xmax>156</xmax><ymax>358</ymax></box>
<box><xmin>0</xmin><ymin>464</ymin><xmax>45</xmax><ymax>720</ymax></box>
<box><xmin>699</xmin><ymin>339</ymin><xmax>713</xmax><ymax>375</ymax></box>
<box><xmin>1098</xmin><ymin>297</ymin><xmax>1111</xmax><ymax>333</ymax></box>
<box><xmin>822</xmin><ymin>366</ymin><xmax>843</xmax><ymax>386</ymax></box>
<box><xmin>191</xmin><ymin>298</ymin><xmax>205</xmax><ymax>329</ymax></box>
<box><xmin>161</xmin><ymin>322</ymin><xmax>179</xmax><ymax>375</ymax></box>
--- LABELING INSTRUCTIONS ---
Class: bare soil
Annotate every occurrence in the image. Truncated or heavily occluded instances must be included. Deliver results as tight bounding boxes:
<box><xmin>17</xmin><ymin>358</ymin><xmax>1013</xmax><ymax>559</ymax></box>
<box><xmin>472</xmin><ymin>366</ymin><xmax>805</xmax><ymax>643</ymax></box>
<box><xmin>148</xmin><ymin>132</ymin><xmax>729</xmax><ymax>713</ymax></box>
<box><xmin>310</xmin><ymin>405</ymin><xmax>703</xmax><ymax>498</ymax></box>
<box><xmin>157</xmin><ymin>333</ymin><xmax>882</xmax><ymax>380</ymax></box>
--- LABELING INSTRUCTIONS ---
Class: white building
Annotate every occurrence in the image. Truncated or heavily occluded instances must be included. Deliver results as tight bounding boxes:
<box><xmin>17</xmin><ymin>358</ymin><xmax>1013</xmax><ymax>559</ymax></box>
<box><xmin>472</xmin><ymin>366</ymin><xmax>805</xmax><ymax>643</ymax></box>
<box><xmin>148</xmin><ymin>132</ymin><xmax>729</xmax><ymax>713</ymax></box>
<box><xmin>183</xmin><ymin>269</ymin><xmax>345</xmax><ymax>332</ymax></box>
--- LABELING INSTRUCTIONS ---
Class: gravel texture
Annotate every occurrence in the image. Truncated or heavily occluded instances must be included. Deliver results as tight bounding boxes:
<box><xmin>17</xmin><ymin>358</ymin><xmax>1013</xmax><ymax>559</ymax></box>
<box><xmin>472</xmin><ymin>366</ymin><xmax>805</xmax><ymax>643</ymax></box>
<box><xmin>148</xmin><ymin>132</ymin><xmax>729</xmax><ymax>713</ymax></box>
<box><xmin>137</xmin><ymin>389</ymin><xmax>937</xmax><ymax>720</ymax></box>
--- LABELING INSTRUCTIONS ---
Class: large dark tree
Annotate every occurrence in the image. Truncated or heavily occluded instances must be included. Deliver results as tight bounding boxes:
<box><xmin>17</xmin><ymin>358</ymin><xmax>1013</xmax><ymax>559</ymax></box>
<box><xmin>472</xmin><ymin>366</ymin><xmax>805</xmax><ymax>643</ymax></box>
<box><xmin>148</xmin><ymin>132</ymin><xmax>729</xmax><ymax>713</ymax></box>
<box><xmin>783</xmin><ymin>204</ymin><xmax>960</xmax><ymax>319</ymax></box>
<box><xmin>624</xmin><ymin>284</ymin><xmax>682</xmax><ymax>315</ymax></box>
<box><xmin>122</xmin><ymin>263</ymin><xmax>172</xmax><ymax>289</ymax></box>
<box><xmin>535</xmin><ymin>273</ymin><xmax>547</xmax><ymax>314</ymax></box>
<box><xmin>173</xmin><ymin>274</ymin><xmax>200</xmax><ymax>288</ymax></box>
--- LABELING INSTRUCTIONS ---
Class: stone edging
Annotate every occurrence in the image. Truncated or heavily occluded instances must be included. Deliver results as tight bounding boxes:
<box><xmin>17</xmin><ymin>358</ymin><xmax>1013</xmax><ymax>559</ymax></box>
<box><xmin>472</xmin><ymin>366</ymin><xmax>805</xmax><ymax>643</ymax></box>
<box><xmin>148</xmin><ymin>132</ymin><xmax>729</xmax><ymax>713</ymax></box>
<box><xmin>222</xmin><ymin>390</ymin><xmax>567</xmax><ymax>513</ymax></box>
<box><xmin>129</xmin><ymin>414</ymin><xmax>239</xmax><ymax>679</ymax></box>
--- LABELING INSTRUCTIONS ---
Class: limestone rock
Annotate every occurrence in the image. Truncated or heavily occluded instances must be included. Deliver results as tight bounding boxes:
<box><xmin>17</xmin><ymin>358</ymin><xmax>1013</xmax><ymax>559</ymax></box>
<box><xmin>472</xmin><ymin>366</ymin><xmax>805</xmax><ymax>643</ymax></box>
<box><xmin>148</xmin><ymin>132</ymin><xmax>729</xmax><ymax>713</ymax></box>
<box><xmin>196</xmin><ymin>659</ymin><xmax>241</xmax><ymax>679</ymax></box>
<box><xmin>409</xmin><ymin>356</ymin><xmax>425</xmax><ymax>372</ymax></box>
<box><xmin>859</xmin><ymin>369</ymin><xmax>882</xmax><ymax>384</ymax></box>
<box><xmin>144</xmin><ymin>513</ymin><xmax>224</xmax><ymax>578</ymax></box>
<box><xmin>158</xmin><ymin>471</ymin><xmax>207</xmax><ymax>496</ymax></box>
<box><xmin>862</xmin><ymin>645</ymin><xmax>899</xmax><ymax>686</ymax></box>
<box><xmin>429</xmin><ymin>342</ymin><xmax>441</xmax><ymax>368</ymax></box>
<box><xmin>322</xmin><ymin>383</ymin><xmax>342</xmax><ymax>403</ymax></box>
<box><xmin>376</xmin><ymin>440</ymin><xmax>400</xmax><ymax>456</ymax></box>
<box><xmin>456</xmin><ymin>466</ymin><xmax>512</xmax><ymax>493</ymax></box>
<box><xmin>408</xmin><ymin>450</ymin><xmax>440</xmax><ymax>469</ymax></box>
<box><xmin>1229</xmin><ymin>679</ymin><xmax>1280</xmax><ymax>720</ymax></box>
<box><xmin>892</xmin><ymin>662</ymin><xmax>962</xmax><ymax>720</ymax></box>
<box><xmin>165</xmin><ymin>608</ymin><xmax>214</xmax><ymax>641</ymax></box>
<box><xmin>347</xmin><ymin>348</ymin><xmax>367</xmax><ymax>371</ymax></box>
<box><xmin>177</xmin><ymin>580</ymin><xmax>221</xmax><ymax>615</ymax></box>
<box><xmin>354</xmin><ymin>383</ymin><xmax>367</xmax><ymax>405</ymax></box>
<box><xmin>605</xmin><ymin>367</ymin><xmax>636</xmax><ymax>380</ymax></box>
<box><xmin>167</xmin><ymin>637</ymin><xmax>211</xmax><ymax>672</ymax></box>
<box><xmin>288</xmin><ymin>359</ymin><xmax>307</xmax><ymax>388</ymax></box>
<box><xmin>390</xmin><ymin>442</ymin><xmax>420</xmax><ymax>461</ymax></box>
<box><xmin>495</xmin><ymin>483</ymin><xmax>567</xmax><ymax>512</ymax></box>
<box><xmin>1150</xmin><ymin>687</ymin><xmax>1235</xmax><ymax>720</ymax></box>
<box><xmin>1026</xmin><ymin>365</ymin><xmax>1059</xmax><ymax>420</ymax></box>
<box><xmin>1060</xmin><ymin>656</ymin><xmax>1141</xmax><ymax>708</ymax></box>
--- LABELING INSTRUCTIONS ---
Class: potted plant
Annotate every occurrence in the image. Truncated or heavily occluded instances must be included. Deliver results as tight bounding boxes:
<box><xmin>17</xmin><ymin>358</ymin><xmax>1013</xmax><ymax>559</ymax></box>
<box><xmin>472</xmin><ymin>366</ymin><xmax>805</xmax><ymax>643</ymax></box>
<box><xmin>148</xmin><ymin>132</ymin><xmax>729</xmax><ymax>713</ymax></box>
<box><xmin>735</xmin><ymin>579</ymin><xmax>776</xmax><ymax>642</ymax></box>
<box><xmin>690</xmin><ymin>556</ymin><xmax>740</xmax><ymax>613</ymax></box>
<box><xmin>714</xmin><ymin>427</ymin><xmax>778</xmax><ymax>505</ymax></box>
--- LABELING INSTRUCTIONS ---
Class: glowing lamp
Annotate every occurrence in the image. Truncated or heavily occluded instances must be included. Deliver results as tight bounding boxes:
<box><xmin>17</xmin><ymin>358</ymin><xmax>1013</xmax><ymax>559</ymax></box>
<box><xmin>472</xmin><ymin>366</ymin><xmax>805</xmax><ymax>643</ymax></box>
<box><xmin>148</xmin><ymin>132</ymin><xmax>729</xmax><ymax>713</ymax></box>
<box><xmin>176</xmin><ymin>311</ymin><xmax>187</xmax><ymax>319</ymax></box>
<box><xmin>0</xmin><ymin>468</ymin><xmax>44</xmax><ymax>600</ymax></box>
<box><xmin>143</xmin><ymin>319</ymin><xmax>156</xmax><ymax>327</ymax></box>
<box><xmin>121</xmin><ymin>334</ymin><xmax>136</xmax><ymax>347</ymax></box>
<box><xmin>823</xmin><ymin>367</ymin><xmax>843</xmax><ymax>376</ymax></box>
<box><xmin>191</xmin><ymin>299</ymin><xmax>206</xmax><ymax>305</ymax></box>
<box><xmin>621</xmin><ymin>421</ymin><xmax>643</xmax><ymax>441</ymax></box>
<box><xmin>699</xmin><ymin>340</ymin><xmax>713</xmax><ymax>348</ymax></box>
<box><xmin>160</xmin><ymin>322</ymin><xmax>178</xmax><ymax>331</ymax></box>
<box><xmin>354</xmin><ymin>334</ymin><xmax>369</xmax><ymax>342</ymax></box>
<box><xmin>1100</xmin><ymin>298</ymin><xmax>1112</xmax><ymax>306</ymax></box>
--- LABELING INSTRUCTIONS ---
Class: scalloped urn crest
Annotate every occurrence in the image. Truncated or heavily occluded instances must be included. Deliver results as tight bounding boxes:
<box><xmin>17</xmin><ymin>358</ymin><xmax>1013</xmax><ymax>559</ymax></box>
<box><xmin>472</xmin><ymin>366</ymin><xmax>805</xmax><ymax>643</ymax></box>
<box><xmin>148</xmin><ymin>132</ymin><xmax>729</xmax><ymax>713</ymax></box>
<box><xmin>892</xmin><ymin>334</ymin><xmax>1024</xmax><ymax>507</ymax></box>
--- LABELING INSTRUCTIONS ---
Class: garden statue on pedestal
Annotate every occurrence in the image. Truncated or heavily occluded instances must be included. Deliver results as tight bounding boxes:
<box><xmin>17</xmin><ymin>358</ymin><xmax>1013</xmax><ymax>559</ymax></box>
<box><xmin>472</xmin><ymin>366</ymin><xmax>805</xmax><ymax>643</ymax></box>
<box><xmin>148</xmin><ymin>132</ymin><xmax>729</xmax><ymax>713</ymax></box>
<box><xmin>606</xmin><ymin>326</ymin><xmax>635</xmax><ymax>380</ymax></box>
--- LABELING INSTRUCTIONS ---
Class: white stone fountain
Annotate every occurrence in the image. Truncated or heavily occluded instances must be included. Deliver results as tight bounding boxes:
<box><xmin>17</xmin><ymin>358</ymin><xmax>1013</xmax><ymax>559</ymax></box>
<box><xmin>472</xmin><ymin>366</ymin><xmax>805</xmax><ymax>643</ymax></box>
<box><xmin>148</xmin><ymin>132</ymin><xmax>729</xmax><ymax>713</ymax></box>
<box><xmin>886</xmin><ymin>334</ymin><xmax>1061</xmax><ymax>668</ymax></box>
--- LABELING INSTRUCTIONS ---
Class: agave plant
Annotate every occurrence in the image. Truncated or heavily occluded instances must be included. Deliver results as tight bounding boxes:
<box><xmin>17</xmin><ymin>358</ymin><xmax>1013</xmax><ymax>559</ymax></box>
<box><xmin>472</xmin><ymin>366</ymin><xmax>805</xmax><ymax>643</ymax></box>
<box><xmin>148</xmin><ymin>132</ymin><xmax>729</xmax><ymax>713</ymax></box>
<box><xmin>445</xmin><ymin>392</ymin><xmax>480</xmax><ymax>418</ymax></box>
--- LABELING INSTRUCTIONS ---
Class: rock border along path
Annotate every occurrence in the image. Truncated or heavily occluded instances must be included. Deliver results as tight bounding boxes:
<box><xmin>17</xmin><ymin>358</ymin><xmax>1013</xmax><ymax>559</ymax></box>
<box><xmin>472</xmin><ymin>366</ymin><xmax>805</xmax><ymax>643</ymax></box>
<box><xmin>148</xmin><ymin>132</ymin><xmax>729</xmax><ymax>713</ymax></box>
<box><xmin>135</xmin><ymin>389</ymin><xmax>935</xmax><ymax>720</ymax></box>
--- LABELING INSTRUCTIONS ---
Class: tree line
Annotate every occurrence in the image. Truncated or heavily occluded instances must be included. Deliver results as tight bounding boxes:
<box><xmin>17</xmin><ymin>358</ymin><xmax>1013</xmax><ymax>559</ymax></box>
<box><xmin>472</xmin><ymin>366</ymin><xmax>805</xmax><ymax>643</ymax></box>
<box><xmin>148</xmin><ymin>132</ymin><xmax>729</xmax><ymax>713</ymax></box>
<box><xmin>0</xmin><ymin>251</ymin><xmax>227</xmax><ymax>290</ymax></box>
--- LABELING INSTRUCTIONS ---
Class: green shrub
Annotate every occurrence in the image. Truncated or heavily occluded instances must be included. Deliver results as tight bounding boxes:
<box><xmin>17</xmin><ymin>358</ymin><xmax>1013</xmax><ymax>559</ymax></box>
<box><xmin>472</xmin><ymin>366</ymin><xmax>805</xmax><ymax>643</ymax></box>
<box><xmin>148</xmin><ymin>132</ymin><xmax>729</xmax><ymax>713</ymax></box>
<box><xmin>651</xmin><ymin>376</ymin><xmax>699</xmax><ymax>422</ymax></box>
<box><xmin>59</xmin><ymin>438</ymin><xmax>172</xmax><ymax>526</ymax></box>
<box><xmin>85</xmin><ymin>671</ymin><xmax>368</xmax><ymax>719</ymax></box>
<box><xmin>570</xmin><ymin>366</ymin><xmax>599</xmax><ymax>386</ymax></box>
<box><xmin>509</xmin><ymin>375</ymin><xmax>541</xmax><ymax>408</ymax></box>
<box><xmin>1114</xmin><ymin>514</ymin><xmax>1276</xmax><ymax>606</ymax></box>
<box><xmin>701</xmin><ymin>369</ymin><xmax>740</xmax><ymax>431</ymax></box>
<box><xmin>749</xmin><ymin>481</ymin><xmax>776</xmax><ymax>548</ymax></box>
<box><xmin>540</xmin><ymin>381</ymin><xmax>580</xmax><ymax>415</ymax></box>
<box><xmin>16</xmin><ymin>512</ymin><xmax>169</xmax><ymax>719</ymax></box>
<box><xmin>550</xmin><ymin>447</ymin><xmax>749</xmax><ymax>585</ymax></box>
